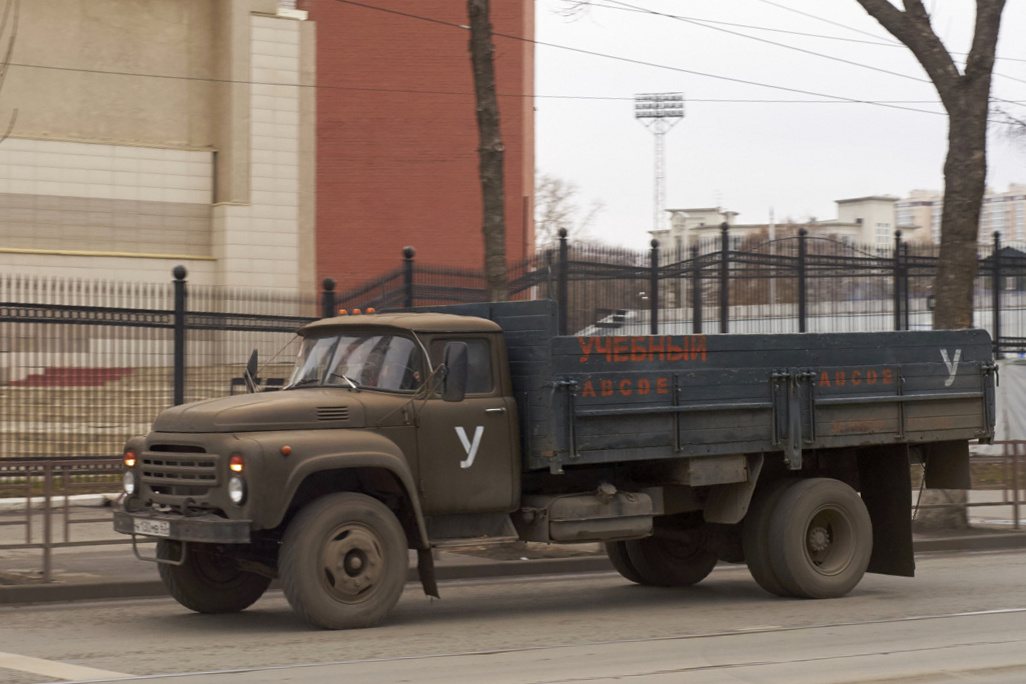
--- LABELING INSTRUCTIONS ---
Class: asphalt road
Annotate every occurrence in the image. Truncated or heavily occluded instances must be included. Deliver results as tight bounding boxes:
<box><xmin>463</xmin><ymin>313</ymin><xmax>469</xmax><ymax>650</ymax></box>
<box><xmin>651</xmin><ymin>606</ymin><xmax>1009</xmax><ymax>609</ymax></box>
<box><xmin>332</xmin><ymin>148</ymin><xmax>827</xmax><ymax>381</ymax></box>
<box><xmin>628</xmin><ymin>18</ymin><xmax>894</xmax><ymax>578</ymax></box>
<box><xmin>2</xmin><ymin>548</ymin><xmax>1026</xmax><ymax>683</ymax></box>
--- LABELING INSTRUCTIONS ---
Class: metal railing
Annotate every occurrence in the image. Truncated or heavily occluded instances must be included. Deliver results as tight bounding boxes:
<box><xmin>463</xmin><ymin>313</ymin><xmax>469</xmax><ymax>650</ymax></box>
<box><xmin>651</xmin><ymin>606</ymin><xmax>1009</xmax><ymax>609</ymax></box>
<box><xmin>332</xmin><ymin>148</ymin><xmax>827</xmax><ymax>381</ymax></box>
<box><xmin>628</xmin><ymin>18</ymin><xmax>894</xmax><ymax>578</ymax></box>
<box><xmin>0</xmin><ymin>458</ymin><xmax>125</xmax><ymax>582</ymax></box>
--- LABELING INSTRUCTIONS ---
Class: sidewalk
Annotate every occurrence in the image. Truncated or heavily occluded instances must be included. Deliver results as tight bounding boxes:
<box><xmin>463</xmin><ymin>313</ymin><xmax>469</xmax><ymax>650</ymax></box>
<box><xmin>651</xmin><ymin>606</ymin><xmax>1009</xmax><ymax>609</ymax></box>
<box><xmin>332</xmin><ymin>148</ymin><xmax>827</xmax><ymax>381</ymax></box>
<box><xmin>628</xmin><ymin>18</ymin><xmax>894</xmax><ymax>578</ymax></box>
<box><xmin>2</xmin><ymin>491</ymin><xmax>1026</xmax><ymax>606</ymax></box>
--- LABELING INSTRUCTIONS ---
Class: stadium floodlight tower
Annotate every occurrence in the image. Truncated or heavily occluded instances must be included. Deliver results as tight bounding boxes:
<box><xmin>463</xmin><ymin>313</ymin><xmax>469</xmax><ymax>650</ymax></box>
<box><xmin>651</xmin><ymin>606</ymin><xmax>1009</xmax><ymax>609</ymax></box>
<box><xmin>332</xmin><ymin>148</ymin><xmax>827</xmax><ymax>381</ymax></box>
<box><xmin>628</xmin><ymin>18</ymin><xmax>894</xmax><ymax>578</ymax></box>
<box><xmin>634</xmin><ymin>93</ymin><xmax>685</xmax><ymax>234</ymax></box>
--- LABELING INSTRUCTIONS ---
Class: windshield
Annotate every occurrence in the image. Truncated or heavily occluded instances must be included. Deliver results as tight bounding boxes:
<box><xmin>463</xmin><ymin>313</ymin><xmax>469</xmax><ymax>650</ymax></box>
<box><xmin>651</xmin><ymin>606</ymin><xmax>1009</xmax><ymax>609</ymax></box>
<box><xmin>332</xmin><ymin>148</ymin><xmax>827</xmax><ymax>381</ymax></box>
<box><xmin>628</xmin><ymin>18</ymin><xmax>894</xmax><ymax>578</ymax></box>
<box><xmin>286</xmin><ymin>332</ymin><xmax>424</xmax><ymax>391</ymax></box>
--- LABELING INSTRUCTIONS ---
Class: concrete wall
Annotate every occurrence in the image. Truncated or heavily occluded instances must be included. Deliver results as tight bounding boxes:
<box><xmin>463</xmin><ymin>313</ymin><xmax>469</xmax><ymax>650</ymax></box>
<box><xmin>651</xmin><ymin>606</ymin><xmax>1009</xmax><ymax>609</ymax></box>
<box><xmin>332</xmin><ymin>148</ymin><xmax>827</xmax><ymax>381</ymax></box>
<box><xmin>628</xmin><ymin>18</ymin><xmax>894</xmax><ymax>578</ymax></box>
<box><xmin>0</xmin><ymin>0</ymin><xmax>314</xmax><ymax>291</ymax></box>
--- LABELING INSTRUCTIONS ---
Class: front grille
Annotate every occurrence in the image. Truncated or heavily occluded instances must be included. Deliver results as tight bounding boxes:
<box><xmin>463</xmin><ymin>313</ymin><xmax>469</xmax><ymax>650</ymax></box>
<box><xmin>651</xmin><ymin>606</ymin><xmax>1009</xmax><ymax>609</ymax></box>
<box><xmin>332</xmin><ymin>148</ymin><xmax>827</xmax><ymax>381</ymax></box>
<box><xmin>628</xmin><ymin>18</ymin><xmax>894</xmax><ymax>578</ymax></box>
<box><xmin>141</xmin><ymin>452</ymin><xmax>219</xmax><ymax>493</ymax></box>
<box><xmin>317</xmin><ymin>406</ymin><xmax>349</xmax><ymax>421</ymax></box>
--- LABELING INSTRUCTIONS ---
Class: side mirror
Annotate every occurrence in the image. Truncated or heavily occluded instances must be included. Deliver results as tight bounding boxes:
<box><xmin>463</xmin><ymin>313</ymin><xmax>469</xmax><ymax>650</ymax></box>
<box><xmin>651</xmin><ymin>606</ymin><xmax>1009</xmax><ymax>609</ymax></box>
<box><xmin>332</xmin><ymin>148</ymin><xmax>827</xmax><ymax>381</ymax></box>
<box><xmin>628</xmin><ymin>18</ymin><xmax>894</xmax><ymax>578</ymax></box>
<box><xmin>441</xmin><ymin>341</ymin><xmax>468</xmax><ymax>402</ymax></box>
<box><xmin>244</xmin><ymin>349</ymin><xmax>259</xmax><ymax>394</ymax></box>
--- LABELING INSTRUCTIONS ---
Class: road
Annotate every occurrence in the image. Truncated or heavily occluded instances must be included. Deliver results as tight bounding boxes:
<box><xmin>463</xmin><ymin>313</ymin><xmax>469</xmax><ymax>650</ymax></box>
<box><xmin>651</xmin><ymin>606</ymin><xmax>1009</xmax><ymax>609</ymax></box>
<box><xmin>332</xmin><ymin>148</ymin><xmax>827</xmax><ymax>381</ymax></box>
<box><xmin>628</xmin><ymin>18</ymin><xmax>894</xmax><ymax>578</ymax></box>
<box><xmin>2</xmin><ymin>549</ymin><xmax>1026</xmax><ymax>683</ymax></box>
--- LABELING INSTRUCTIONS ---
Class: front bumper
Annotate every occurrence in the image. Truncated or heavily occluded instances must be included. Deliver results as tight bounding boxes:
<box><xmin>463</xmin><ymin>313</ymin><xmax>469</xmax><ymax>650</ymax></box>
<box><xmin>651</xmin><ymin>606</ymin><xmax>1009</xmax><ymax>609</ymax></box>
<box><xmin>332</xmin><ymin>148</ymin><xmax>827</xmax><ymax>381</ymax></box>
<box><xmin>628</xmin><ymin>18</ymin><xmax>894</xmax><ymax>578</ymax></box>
<box><xmin>113</xmin><ymin>508</ymin><xmax>252</xmax><ymax>544</ymax></box>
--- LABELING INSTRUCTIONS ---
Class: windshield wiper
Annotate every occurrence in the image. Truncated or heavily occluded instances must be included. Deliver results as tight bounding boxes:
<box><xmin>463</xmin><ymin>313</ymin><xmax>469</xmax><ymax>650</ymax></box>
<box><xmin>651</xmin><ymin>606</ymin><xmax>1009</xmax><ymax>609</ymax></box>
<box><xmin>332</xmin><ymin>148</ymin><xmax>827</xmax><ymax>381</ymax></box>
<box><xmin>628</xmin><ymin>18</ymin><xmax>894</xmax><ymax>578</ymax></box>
<box><xmin>328</xmin><ymin>372</ymin><xmax>360</xmax><ymax>391</ymax></box>
<box><xmin>284</xmin><ymin>378</ymin><xmax>322</xmax><ymax>390</ymax></box>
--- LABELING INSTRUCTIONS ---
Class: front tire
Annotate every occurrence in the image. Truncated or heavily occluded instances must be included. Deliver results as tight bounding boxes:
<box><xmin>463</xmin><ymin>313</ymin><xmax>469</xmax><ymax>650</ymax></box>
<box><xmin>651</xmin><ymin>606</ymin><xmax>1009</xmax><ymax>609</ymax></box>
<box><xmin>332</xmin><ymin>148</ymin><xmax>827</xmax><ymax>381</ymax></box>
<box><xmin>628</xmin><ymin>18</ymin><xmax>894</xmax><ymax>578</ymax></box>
<box><xmin>280</xmin><ymin>492</ymin><xmax>408</xmax><ymax>630</ymax></box>
<box><xmin>767</xmin><ymin>478</ymin><xmax>872</xmax><ymax>599</ymax></box>
<box><xmin>157</xmin><ymin>541</ymin><xmax>271</xmax><ymax>614</ymax></box>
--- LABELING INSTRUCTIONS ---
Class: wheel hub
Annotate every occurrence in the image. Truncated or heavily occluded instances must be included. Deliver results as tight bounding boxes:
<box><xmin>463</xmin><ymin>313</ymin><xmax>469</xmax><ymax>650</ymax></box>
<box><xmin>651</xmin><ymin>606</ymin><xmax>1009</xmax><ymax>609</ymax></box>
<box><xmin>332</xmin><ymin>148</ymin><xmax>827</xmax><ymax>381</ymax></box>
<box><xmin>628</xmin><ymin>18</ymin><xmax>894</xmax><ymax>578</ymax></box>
<box><xmin>807</xmin><ymin>525</ymin><xmax>831</xmax><ymax>553</ymax></box>
<box><xmin>321</xmin><ymin>524</ymin><xmax>384</xmax><ymax>603</ymax></box>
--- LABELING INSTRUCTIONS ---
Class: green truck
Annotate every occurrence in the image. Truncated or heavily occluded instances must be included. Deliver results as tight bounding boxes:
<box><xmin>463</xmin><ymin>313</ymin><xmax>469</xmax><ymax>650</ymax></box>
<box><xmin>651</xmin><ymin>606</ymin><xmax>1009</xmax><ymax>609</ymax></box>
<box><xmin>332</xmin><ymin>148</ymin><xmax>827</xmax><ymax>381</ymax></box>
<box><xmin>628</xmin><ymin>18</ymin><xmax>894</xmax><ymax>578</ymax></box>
<box><xmin>114</xmin><ymin>300</ymin><xmax>996</xmax><ymax>629</ymax></box>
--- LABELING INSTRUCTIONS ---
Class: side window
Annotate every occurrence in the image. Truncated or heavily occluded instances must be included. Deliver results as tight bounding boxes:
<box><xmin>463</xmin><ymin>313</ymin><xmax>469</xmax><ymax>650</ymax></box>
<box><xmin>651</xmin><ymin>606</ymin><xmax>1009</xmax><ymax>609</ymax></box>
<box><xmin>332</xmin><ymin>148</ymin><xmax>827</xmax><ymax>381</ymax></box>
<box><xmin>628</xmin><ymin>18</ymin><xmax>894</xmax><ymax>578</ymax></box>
<box><xmin>430</xmin><ymin>338</ymin><xmax>493</xmax><ymax>394</ymax></box>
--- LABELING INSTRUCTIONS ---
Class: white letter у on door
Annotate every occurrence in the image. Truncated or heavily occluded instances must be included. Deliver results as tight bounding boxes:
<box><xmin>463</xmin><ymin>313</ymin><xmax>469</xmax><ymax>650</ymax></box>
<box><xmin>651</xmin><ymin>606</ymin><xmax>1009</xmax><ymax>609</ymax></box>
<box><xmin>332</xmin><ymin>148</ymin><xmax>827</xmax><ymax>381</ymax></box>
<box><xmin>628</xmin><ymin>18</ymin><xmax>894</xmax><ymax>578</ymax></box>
<box><xmin>455</xmin><ymin>426</ymin><xmax>484</xmax><ymax>468</ymax></box>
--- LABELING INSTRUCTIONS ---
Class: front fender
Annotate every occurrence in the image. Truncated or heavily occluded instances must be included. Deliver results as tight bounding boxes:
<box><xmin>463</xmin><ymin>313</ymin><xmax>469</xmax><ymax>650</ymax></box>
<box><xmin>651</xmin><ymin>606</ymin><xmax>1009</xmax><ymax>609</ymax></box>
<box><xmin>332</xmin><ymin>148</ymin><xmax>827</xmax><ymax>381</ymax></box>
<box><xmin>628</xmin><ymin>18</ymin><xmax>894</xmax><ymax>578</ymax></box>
<box><xmin>246</xmin><ymin>430</ymin><xmax>428</xmax><ymax>548</ymax></box>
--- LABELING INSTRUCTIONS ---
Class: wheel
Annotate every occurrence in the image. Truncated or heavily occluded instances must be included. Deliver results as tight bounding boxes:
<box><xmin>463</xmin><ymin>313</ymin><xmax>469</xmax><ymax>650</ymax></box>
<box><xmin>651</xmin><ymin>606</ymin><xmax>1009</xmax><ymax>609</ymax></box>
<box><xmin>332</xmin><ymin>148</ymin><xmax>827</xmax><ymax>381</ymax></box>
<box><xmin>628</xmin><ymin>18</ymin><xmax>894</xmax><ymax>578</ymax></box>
<box><xmin>743</xmin><ymin>478</ymin><xmax>797</xmax><ymax>597</ymax></box>
<box><xmin>767</xmin><ymin>478</ymin><xmax>872</xmax><ymax>599</ymax></box>
<box><xmin>604</xmin><ymin>541</ymin><xmax>646</xmax><ymax>584</ymax></box>
<box><xmin>624</xmin><ymin>535</ymin><xmax>718</xmax><ymax>587</ymax></box>
<box><xmin>157</xmin><ymin>541</ymin><xmax>270</xmax><ymax>614</ymax></box>
<box><xmin>280</xmin><ymin>492</ymin><xmax>408</xmax><ymax>629</ymax></box>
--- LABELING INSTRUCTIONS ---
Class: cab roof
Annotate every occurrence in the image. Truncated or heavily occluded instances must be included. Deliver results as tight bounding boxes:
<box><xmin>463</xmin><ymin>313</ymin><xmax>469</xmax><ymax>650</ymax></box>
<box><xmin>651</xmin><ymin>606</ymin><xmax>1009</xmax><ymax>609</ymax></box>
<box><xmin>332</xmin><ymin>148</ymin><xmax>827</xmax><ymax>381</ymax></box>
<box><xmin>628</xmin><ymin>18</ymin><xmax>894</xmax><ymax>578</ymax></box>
<box><xmin>298</xmin><ymin>311</ymin><xmax>501</xmax><ymax>337</ymax></box>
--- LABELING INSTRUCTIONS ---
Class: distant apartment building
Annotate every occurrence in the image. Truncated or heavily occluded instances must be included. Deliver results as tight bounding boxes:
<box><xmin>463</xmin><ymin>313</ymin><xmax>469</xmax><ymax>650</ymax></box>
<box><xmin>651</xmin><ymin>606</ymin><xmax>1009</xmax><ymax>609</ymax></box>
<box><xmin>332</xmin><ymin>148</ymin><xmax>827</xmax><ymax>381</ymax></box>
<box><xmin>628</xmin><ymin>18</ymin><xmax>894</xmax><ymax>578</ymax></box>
<box><xmin>654</xmin><ymin>196</ymin><xmax>903</xmax><ymax>249</ymax></box>
<box><xmin>896</xmin><ymin>184</ymin><xmax>1026</xmax><ymax>244</ymax></box>
<box><xmin>0</xmin><ymin>0</ymin><xmax>316</xmax><ymax>291</ymax></box>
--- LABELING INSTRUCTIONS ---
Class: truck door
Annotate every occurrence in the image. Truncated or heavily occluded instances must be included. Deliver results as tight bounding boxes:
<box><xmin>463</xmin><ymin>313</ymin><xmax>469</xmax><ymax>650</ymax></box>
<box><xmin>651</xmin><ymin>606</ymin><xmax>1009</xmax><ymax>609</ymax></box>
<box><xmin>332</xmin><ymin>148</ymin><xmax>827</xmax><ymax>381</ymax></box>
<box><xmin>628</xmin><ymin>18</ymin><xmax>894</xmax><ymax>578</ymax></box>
<box><xmin>416</xmin><ymin>335</ymin><xmax>519</xmax><ymax>515</ymax></box>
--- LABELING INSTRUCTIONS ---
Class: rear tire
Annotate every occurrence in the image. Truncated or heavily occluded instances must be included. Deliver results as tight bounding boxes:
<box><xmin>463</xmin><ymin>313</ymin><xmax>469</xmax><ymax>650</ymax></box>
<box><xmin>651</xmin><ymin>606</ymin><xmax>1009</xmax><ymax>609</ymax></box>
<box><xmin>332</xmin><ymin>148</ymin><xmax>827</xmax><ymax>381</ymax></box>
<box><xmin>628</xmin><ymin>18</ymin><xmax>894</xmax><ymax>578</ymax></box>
<box><xmin>624</xmin><ymin>535</ymin><xmax>718</xmax><ymax>587</ymax></box>
<box><xmin>743</xmin><ymin>478</ymin><xmax>796</xmax><ymax>597</ymax></box>
<box><xmin>767</xmin><ymin>478</ymin><xmax>872</xmax><ymax>599</ymax></box>
<box><xmin>280</xmin><ymin>492</ymin><xmax>408</xmax><ymax>629</ymax></box>
<box><xmin>157</xmin><ymin>541</ymin><xmax>270</xmax><ymax>614</ymax></box>
<box><xmin>604</xmin><ymin>541</ymin><xmax>646</xmax><ymax>584</ymax></box>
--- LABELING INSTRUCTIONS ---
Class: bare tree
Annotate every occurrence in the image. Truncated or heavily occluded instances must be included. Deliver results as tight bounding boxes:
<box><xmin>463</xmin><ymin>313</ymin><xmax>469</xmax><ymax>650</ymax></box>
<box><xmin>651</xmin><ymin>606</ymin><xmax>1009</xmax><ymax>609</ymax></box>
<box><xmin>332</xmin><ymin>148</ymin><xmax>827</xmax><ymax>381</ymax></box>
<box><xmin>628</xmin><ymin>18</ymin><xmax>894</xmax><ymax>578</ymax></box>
<box><xmin>856</xmin><ymin>1</ymin><xmax>1006</xmax><ymax>532</ymax></box>
<box><xmin>856</xmin><ymin>1</ymin><xmax>1005</xmax><ymax>330</ymax></box>
<box><xmin>467</xmin><ymin>0</ymin><xmax>508</xmax><ymax>302</ymax></box>
<box><xmin>535</xmin><ymin>173</ymin><xmax>604</xmax><ymax>247</ymax></box>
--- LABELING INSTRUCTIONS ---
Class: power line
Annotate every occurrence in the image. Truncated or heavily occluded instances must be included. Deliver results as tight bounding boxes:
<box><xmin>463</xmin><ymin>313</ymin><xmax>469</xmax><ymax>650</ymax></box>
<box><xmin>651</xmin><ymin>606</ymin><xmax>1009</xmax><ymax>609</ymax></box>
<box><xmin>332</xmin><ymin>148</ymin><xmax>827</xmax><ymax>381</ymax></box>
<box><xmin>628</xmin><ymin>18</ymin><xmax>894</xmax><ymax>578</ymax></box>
<box><xmin>331</xmin><ymin>0</ymin><xmax>945</xmax><ymax>118</ymax></box>
<box><xmin>598</xmin><ymin>0</ymin><xmax>931</xmax><ymax>85</ymax></box>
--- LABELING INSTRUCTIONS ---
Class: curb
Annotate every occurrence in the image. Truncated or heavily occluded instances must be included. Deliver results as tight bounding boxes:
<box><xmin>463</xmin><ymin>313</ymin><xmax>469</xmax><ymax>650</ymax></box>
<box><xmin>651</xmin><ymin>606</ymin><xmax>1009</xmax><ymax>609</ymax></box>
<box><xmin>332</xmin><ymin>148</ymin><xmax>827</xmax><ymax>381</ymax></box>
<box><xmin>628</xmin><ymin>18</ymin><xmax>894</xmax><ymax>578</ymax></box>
<box><xmin>3</xmin><ymin>535</ymin><xmax>1025</xmax><ymax>607</ymax></box>
<box><xmin>0</xmin><ymin>556</ymin><xmax>615</xmax><ymax>606</ymax></box>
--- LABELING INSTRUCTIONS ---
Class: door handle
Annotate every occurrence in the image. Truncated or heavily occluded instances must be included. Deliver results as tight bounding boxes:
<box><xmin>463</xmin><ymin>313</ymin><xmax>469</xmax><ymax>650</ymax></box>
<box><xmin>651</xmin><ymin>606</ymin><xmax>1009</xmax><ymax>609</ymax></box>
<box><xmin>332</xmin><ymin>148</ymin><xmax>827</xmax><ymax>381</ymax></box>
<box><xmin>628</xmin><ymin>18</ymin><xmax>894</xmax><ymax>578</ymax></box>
<box><xmin>485</xmin><ymin>407</ymin><xmax>506</xmax><ymax>414</ymax></box>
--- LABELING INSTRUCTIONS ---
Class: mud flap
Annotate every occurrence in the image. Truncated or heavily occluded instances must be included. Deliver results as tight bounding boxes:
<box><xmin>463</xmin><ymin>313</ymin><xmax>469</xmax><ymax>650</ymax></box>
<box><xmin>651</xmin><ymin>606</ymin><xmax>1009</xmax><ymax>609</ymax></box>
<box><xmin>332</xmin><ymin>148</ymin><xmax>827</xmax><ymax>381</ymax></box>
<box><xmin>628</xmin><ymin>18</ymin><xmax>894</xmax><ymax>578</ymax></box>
<box><xmin>921</xmin><ymin>440</ymin><xmax>972</xmax><ymax>490</ymax></box>
<box><xmin>858</xmin><ymin>445</ymin><xmax>914</xmax><ymax>577</ymax></box>
<box><xmin>417</xmin><ymin>548</ymin><xmax>440</xmax><ymax>599</ymax></box>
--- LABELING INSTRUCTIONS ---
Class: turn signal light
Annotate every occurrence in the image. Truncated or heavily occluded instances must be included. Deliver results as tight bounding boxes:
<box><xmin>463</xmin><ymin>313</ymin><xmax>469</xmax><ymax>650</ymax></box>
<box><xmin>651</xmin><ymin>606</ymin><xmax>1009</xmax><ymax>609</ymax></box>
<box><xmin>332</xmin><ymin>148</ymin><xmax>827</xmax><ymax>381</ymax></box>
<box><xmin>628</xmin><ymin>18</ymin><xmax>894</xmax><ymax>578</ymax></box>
<box><xmin>353</xmin><ymin>308</ymin><xmax>362</xmax><ymax>315</ymax></box>
<box><xmin>366</xmin><ymin>307</ymin><xmax>376</xmax><ymax>314</ymax></box>
<box><xmin>124</xmin><ymin>451</ymin><xmax>137</xmax><ymax>468</ymax></box>
<box><xmin>338</xmin><ymin>308</ymin><xmax>347</xmax><ymax>315</ymax></box>
<box><xmin>229</xmin><ymin>454</ymin><xmax>244</xmax><ymax>472</ymax></box>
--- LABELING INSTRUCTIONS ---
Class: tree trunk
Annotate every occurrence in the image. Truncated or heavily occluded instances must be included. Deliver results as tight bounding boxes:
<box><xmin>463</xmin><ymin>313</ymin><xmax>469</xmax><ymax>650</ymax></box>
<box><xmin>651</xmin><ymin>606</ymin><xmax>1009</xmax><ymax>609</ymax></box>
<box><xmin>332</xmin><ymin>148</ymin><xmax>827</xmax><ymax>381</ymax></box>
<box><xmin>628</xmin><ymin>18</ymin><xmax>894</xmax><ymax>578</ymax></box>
<box><xmin>855</xmin><ymin>0</ymin><xmax>1005</xmax><ymax>532</ymax></box>
<box><xmin>468</xmin><ymin>0</ymin><xmax>508</xmax><ymax>302</ymax></box>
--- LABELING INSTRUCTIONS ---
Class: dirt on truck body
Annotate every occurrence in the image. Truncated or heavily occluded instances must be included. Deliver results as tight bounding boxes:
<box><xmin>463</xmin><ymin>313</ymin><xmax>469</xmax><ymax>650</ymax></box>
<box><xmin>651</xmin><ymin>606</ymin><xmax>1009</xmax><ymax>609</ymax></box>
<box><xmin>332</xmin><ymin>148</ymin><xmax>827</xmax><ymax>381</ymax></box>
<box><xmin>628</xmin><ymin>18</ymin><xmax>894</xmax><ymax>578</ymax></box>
<box><xmin>114</xmin><ymin>300</ymin><xmax>996</xmax><ymax>629</ymax></box>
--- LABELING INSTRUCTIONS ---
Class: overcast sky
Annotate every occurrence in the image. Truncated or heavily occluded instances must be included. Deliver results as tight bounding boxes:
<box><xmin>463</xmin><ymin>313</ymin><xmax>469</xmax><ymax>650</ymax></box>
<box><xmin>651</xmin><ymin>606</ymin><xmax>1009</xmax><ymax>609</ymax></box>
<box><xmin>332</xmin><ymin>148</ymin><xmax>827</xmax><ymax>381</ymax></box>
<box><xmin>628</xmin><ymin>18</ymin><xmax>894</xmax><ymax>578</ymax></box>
<box><xmin>532</xmin><ymin>0</ymin><xmax>1026</xmax><ymax>249</ymax></box>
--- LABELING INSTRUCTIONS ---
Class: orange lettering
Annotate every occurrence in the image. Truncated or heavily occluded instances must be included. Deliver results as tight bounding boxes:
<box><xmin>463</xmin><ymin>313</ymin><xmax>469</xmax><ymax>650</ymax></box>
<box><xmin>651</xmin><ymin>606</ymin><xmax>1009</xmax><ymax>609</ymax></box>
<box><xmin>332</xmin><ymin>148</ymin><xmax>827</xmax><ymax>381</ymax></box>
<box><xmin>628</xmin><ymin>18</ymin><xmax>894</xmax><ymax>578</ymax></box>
<box><xmin>630</xmin><ymin>337</ymin><xmax>648</xmax><ymax>362</ymax></box>
<box><xmin>667</xmin><ymin>339</ymin><xmax>685</xmax><ymax>362</ymax></box>
<box><xmin>852</xmin><ymin>370</ymin><xmax>862</xmax><ymax>385</ymax></box>
<box><xmin>657</xmin><ymin>377</ymin><xmax>669</xmax><ymax>394</ymax></box>
<box><xmin>638</xmin><ymin>378</ymin><xmax>651</xmax><ymax>395</ymax></box>
<box><xmin>581</xmin><ymin>381</ymin><xmax>596</xmax><ymax>398</ymax></box>
<box><xmin>867</xmin><ymin>370</ymin><xmax>877</xmax><ymax>384</ymax></box>
<box><xmin>595</xmin><ymin>337</ymin><xmax>613</xmax><ymax>361</ymax></box>
<box><xmin>648</xmin><ymin>336</ymin><xmax>666</xmax><ymax>361</ymax></box>
<box><xmin>601</xmin><ymin>379</ymin><xmax>614</xmax><ymax>396</ymax></box>
<box><xmin>820</xmin><ymin>371</ymin><xmax>831</xmax><ymax>387</ymax></box>
<box><xmin>577</xmin><ymin>337</ymin><xmax>594</xmax><ymax>364</ymax></box>
<box><xmin>691</xmin><ymin>336</ymin><xmax>707</xmax><ymax>361</ymax></box>
<box><xmin>835</xmin><ymin>371</ymin><xmax>846</xmax><ymax>386</ymax></box>
<box><xmin>619</xmin><ymin>379</ymin><xmax>632</xmax><ymax>396</ymax></box>
<box><xmin>883</xmin><ymin>369</ymin><xmax>893</xmax><ymax>384</ymax></box>
<box><xmin>613</xmin><ymin>337</ymin><xmax>630</xmax><ymax>362</ymax></box>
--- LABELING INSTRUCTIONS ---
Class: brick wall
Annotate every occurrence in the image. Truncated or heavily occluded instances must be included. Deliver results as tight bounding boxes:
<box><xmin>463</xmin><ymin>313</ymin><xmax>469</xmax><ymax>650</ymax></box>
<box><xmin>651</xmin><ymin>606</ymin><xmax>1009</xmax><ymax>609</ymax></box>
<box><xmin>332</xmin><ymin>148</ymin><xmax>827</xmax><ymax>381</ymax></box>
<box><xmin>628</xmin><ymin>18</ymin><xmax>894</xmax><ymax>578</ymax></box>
<box><xmin>298</xmin><ymin>0</ymin><xmax>534</xmax><ymax>289</ymax></box>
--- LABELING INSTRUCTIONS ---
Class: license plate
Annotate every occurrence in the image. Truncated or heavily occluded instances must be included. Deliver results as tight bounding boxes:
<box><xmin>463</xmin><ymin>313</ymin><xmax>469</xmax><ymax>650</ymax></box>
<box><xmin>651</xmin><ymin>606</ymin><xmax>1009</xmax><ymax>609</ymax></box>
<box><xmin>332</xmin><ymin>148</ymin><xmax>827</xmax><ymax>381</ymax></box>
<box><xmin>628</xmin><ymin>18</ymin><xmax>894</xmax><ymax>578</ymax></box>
<box><xmin>134</xmin><ymin>518</ymin><xmax>170</xmax><ymax>538</ymax></box>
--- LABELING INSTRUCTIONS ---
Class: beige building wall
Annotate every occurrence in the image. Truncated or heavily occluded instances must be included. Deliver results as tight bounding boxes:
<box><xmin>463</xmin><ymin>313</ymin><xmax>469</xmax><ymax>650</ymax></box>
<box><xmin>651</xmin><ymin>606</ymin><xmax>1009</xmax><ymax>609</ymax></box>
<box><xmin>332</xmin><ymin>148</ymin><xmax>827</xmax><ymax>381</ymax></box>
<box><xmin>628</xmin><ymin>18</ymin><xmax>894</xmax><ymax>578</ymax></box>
<box><xmin>0</xmin><ymin>0</ymin><xmax>314</xmax><ymax>291</ymax></box>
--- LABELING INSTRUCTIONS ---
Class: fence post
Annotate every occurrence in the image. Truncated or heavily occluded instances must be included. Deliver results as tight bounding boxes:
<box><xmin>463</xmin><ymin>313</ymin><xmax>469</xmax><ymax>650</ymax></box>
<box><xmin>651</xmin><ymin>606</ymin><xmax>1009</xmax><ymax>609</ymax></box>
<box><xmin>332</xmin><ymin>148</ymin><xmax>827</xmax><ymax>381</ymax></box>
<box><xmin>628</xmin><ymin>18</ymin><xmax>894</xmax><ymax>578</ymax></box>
<box><xmin>558</xmin><ymin>229</ymin><xmax>568</xmax><ymax>336</ymax></box>
<box><xmin>403</xmin><ymin>246</ymin><xmax>416</xmax><ymax>309</ymax></box>
<box><xmin>993</xmin><ymin>231</ymin><xmax>1002</xmax><ymax>358</ymax></box>
<box><xmin>650</xmin><ymin>239</ymin><xmax>659</xmax><ymax>335</ymax></box>
<box><xmin>893</xmin><ymin>230</ymin><xmax>904</xmax><ymax>331</ymax></box>
<box><xmin>691</xmin><ymin>243</ymin><xmax>702</xmax><ymax>334</ymax></box>
<box><xmin>173</xmin><ymin>265</ymin><xmax>187</xmax><ymax>406</ymax></box>
<box><xmin>719</xmin><ymin>223</ymin><xmax>729</xmax><ymax>334</ymax></box>
<box><xmin>797</xmin><ymin>229</ymin><xmax>807</xmax><ymax>333</ymax></box>
<box><xmin>321</xmin><ymin>277</ymin><xmax>336</xmax><ymax>318</ymax></box>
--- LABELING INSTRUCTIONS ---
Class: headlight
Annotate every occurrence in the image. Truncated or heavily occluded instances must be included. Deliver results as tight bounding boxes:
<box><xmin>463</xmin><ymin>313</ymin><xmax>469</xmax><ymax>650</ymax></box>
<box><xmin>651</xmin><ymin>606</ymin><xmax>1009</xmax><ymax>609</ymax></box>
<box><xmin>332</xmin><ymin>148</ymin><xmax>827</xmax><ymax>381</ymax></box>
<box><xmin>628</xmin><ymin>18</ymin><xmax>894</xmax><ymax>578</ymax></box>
<box><xmin>123</xmin><ymin>470</ymin><xmax>136</xmax><ymax>496</ymax></box>
<box><xmin>228</xmin><ymin>476</ymin><xmax>246</xmax><ymax>504</ymax></box>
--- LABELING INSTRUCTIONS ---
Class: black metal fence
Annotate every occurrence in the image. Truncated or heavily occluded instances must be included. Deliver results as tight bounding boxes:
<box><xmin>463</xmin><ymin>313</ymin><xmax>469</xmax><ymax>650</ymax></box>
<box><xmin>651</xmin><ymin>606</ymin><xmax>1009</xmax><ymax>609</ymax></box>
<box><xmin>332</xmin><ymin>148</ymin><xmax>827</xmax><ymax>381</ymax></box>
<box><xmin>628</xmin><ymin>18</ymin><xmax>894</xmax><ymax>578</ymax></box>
<box><xmin>1</xmin><ymin>268</ymin><xmax>319</xmax><ymax>465</ymax></box>
<box><xmin>335</xmin><ymin>227</ymin><xmax>1026</xmax><ymax>355</ymax></box>
<box><xmin>4</xmin><ymin>226</ymin><xmax>1026</xmax><ymax>464</ymax></box>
